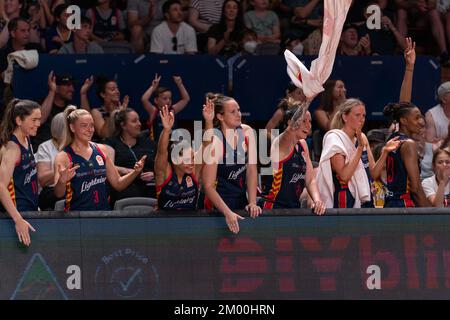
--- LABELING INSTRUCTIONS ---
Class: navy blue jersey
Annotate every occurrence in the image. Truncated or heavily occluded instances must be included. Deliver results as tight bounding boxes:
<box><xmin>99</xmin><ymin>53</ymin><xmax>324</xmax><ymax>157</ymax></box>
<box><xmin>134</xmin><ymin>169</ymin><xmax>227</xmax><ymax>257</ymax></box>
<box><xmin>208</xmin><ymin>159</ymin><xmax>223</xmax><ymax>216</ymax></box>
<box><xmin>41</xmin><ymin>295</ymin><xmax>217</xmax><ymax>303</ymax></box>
<box><xmin>156</xmin><ymin>168</ymin><xmax>199</xmax><ymax>210</ymax></box>
<box><xmin>262</xmin><ymin>142</ymin><xmax>306</xmax><ymax>209</ymax></box>
<box><xmin>215</xmin><ymin>127</ymin><xmax>248</xmax><ymax>210</ymax></box>
<box><xmin>384</xmin><ymin>132</ymin><xmax>414</xmax><ymax>207</ymax></box>
<box><xmin>359</xmin><ymin>142</ymin><xmax>374</xmax><ymax>208</ymax></box>
<box><xmin>64</xmin><ymin>143</ymin><xmax>110</xmax><ymax>211</ymax></box>
<box><xmin>91</xmin><ymin>7</ymin><xmax>123</xmax><ymax>40</ymax></box>
<box><xmin>8</xmin><ymin>135</ymin><xmax>38</xmax><ymax>211</ymax></box>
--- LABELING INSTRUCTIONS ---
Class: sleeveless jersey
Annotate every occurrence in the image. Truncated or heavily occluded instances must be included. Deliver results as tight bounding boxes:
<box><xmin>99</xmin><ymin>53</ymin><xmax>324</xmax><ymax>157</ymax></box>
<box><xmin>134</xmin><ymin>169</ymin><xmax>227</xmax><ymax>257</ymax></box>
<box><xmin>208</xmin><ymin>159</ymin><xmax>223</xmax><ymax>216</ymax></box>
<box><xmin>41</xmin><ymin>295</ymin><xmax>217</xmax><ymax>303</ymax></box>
<box><xmin>64</xmin><ymin>143</ymin><xmax>110</xmax><ymax>211</ymax></box>
<box><xmin>8</xmin><ymin>135</ymin><xmax>38</xmax><ymax>211</ymax></box>
<box><xmin>384</xmin><ymin>132</ymin><xmax>415</xmax><ymax>207</ymax></box>
<box><xmin>262</xmin><ymin>142</ymin><xmax>307</xmax><ymax>209</ymax></box>
<box><xmin>215</xmin><ymin>127</ymin><xmax>248</xmax><ymax>210</ymax></box>
<box><xmin>156</xmin><ymin>168</ymin><xmax>199</xmax><ymax>210</ymax></box>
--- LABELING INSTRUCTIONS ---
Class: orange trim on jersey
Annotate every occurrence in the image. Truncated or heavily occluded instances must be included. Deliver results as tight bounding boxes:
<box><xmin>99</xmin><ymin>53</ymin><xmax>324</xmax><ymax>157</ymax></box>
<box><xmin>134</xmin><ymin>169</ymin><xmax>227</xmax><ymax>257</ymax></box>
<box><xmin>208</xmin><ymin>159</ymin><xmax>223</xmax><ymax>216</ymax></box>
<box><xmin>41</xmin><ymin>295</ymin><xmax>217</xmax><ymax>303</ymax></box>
<box><xmin>64</xmin><ymin>181</ymin><xmax>73</xmax><ymax>212</ymax></box>
<box><xmin>8</xmin><ymin>178</ymin><xmax>16</xmax><ymax>207</ymax></box>
<box><xmin>263</xmin><ymin>166</ymin><xmax>284</xmax><ymax>209</ymax></box>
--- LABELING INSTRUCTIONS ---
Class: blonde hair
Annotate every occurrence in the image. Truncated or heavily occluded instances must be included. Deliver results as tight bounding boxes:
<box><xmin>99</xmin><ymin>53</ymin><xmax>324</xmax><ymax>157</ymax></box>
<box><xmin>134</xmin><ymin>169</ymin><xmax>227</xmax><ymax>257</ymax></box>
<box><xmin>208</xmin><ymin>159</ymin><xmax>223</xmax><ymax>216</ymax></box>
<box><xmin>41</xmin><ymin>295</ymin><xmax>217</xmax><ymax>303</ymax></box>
<box><xmin>330</xmin><ymin>98</ymin><xmax>365</xmax><ymax>130</ymax></box>
<box><xmin>60</xmin><ymin>106</ymin><xmax>92</xmax><ymax>150</ymax></box>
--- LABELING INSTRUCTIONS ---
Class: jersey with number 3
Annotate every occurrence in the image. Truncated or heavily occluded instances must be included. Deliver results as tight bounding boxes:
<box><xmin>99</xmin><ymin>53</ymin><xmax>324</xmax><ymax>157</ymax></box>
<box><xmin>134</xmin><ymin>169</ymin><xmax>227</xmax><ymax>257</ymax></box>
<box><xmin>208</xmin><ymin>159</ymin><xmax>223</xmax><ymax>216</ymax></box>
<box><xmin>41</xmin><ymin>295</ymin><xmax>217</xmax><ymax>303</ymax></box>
<box><xmin>64</xmin><ymin>143</ymin><xmax>109</xmax><ymax>211</ymax></box>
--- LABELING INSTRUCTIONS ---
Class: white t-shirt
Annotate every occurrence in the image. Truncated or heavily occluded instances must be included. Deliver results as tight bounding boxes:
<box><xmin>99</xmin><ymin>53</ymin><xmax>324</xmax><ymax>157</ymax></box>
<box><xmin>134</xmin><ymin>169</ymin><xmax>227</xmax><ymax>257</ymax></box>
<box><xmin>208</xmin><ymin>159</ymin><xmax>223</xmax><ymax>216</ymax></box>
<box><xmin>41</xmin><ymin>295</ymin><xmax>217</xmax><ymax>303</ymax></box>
<box><xmin>427</xmin><ymin>104</ymin><xmax>450</xmax><ymax>140</ymax></box>
<box><xmin>35</xmin><ymin>139</ymin><xmax>59</xmax><ymax>169</ymax></box>
<box><xmin>422</xmin><ymin>175</ymin><xmax>450</xmax><ymax>205</ymax></box>
<box><xmin>150</xmin><ymin>21</ymin><xmax>197</xmax><ymax>54</ymax></box>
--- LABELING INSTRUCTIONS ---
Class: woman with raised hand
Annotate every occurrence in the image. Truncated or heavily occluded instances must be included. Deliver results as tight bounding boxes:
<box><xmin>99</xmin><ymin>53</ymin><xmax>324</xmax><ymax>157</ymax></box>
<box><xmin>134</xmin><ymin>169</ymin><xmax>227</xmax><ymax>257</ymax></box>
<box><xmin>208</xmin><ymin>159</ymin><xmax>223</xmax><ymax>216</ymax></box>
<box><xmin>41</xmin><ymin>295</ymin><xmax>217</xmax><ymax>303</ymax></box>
<box><xmin>0</xmin><ymin>99</ymin><xmax>41</xmax><ymax>246</ymax></box>
<box><xmin>202</xmin><ymin>95</ymin><xmax>261</xmax><ymax>234</ymax></box>
<box><xmin>54</xmin><ymin>106</ymin><xmax>146</xmax><ymax>211</ymax></box>
<box><xmin>383</xmin><ymin>102</ymin><xmax>431</xmax><ymax>207</ymax></box>
<box><xmin>261</xmin><ymin>101</ymin><xmax>325</xmax><ymax>214</ymax></box>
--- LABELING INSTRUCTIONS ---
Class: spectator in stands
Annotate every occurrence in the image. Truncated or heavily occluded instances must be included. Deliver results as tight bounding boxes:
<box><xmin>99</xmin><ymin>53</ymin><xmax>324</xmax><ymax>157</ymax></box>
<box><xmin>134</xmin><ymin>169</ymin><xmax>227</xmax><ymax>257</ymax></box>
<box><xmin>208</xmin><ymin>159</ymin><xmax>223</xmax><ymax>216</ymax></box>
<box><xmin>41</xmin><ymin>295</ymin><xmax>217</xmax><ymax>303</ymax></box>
<box><xmin>422</xmin><ymin>147</ymin><xmax>450</xmax><ymax>207</ymax></box>
<box><xmin>337</xmin><ymin>24</ymin><xmax>371</xmax><ymax>56</ymax></box>
<box><xmin>88</xmin><ymin>75</ymin><xmax>128</xmax><ymax>139</ymax></box>
<box><xmin>284</xmin><ymin>36</ymin><xmax>304</xmax><ymax>56</ymax></box>
<box><xmin>0</xmin><ymin>99</ymin><xmax>41</xmax><ymax>246</ymax></box>
<box><xmin>283</xmin><ymin>0</ymin><xmax>323</xmax><ymax>41</ymax></box>
<box><xmin>154</xmin><ymin>104</ymin><xmax>207</xmax><ymax>210</ymax></box>
<box><xmin>302</xmin><ymin>24</ymin><xmax>321</xmax><ymax>55</ymax></box>
<box><xmin>207</xmin><ymin>0</ymin><xmax>244</xmax><ymax>57</ymax></box>
<box><xmin>265</xmin><ymin>82</ymin><xmax>306</xmax><ymax>140</ymax></box>
<box><xmin>24</xmin><ymin>0</ymin><xmax>48</xmax><ymax>48</ymax></box>
<box><xmin>36</xmin><ymin>111</ymin><xmax>65</xmax><ymax>210</ymax></box>
<box><xmin>396</xmin><ymin>0</ymin><xmax>449</xmax><ymax>65</ymax></box>
<box><xmin>244</xmin><ymin>0</ymin><xmax>281</xmax><ymax>45</ymax></box>
<box><xmin>53</xmin><ymin>106</ymin><xmax>146</xmax><ymax>211</ymax></box>
<box><xmin>202</xmin><ymin>95</ymin><xmax>261</xmax><ymax>234</ymax></box>
<box><xmin>127</xmin><ymin>0</ymin><xmax>165</xmax><ymax>54</ymax></box>
<box><xmin>150</xmin><ymin>0</ymin><xmax>197</xmax><ymax>54</ymax></box>
<box><xmin>103</xmin><ymin>108</ymin><xmax>157</xmax><ymax>204</ymax></box>
<box><xmin>0</xmin><ymin>17</ymin><xmax>42</xmax><ymax>102</ymax></box>
<box><xmin>260</xmin><ymin>102</ymin><xmax>325</xmax><ymax>213</ymax></box>
<box><xmin>240</xmin><ymin>27</ymin><xmax>258</xmax><ymax>54</ymax></box>
<box><xmin>357</xmin><ymin>0</ymin><xmax>406</xmax><ymax>54</ymax></box>
<box><xmin>189</xmin><ymin>0</ymin><xmax>225</xmax><ymax>52</ymax></box>
<box><xmin>141</xmin><ymin>73</ymin><xmax>190</xmax><ymax>141</ymax></box>
<box><xmin>314</xmin><ymin>79</ymin><xmax>347</xmax><ymax>132</ymax></box>
<box><xmin>85</xmin><ymin>0</ymin><xmax>126</xmax><ymax>44</ymax></box>
<box><xmin>0</xmin><ymin>0</ymin><xmax>23</xmax><ymax>49</ymax></box>
<box><xmin>383</xmin><ymin>102</ymin><xmax>430</xmax><ymax>207</ymax></box>
<box><xmin>58</xmin><ymin>17</ymin><xmax>104</xmax><ymax>54</ymax></box>
<box><xmin>317</xmin><ymin>98</ymin><xmax>402</xmax><ymax>208</ymax></box>
<box><xmin>33</xmin><ymin>72</ymin><xmax>92</xmax><ymax>151</ymax></box>
<box><xmin>45</xmin><ymin>4</ymin><xmax>74</xmax><ymax>54</ymax></box>
<box><xmin>425</xmin><ymin>81</ymin><xmax>450</xmax><ymax>146</ymax></box>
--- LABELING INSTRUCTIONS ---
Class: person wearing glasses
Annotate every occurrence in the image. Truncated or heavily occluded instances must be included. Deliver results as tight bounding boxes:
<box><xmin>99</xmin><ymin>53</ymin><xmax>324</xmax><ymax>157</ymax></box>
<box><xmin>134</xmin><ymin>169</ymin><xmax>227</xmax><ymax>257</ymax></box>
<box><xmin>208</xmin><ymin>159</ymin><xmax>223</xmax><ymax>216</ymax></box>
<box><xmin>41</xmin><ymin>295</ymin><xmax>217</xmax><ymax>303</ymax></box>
<box><xmin>150</xmin><ymin>0</ymin><xmax>197</xmax><ymax>54</ymax></box>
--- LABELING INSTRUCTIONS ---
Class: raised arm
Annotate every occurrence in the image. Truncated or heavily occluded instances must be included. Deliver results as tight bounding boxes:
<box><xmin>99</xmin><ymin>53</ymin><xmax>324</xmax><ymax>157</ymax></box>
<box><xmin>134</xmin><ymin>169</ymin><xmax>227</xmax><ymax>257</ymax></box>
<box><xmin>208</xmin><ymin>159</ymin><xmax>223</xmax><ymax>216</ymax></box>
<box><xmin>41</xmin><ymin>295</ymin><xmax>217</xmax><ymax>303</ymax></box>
<box><xmin>265</xmin><ymin>108</ymin><xmax>284</xmax><ymax>140</ymax></box>
<box><xmin>40</xmin><ymin>71</ymin><xmax>57</xmax><ymax>124</ymax></box>
<box><xmin>141</xmin><ymin>73</ymin><xmax>160</xmax><ymax>118</ymax></box>
<box><xmin>171</xmin><ymin>76</ymin><xmax>190</xmax><ymax>114</ymax></box>
<box><xmin>330</xmin><ymin>130</ymin><xmax>365</xmax><ymax>183</ymax></box>
<box><xmin>154</xmin><ymin>105</ymin><xmax>174</xmax><ymax>186</ymax></box>
<box><xmin>0</xmin><ymin>142</ymin><xmax>35</xmax><ymax>246</ymax></box>
<box><xmin>80</xmin><ymin>76</ymin><xmax>94</xmax><ymax>112</ymax></box>
<box><xmin>399</xmin><ymin>37</ymin><xmax>416</xmax><ymax>102</ymax></box>
<box><xmin>368</xmin><ymin>135</ymin><xmax>402</xmax><ymax>180</ymax></box>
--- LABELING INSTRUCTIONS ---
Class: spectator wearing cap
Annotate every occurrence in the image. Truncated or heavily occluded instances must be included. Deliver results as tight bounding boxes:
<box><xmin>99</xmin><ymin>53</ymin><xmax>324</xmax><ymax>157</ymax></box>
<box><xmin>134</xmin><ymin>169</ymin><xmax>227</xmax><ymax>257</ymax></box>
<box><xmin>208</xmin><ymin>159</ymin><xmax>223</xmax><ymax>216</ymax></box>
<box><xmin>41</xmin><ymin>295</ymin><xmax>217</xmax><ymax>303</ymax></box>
<box><xmin>337</xmin><ymin>24</ymin><xmax>371</xmax><ymax>56</ymax></box>
<box><xmin>0</xmin><ymin>0</ymin><xmax>23</xmax><ymax>49</ymax></box>
<box><xmin>45</xmin><ymin>4</ymin><xmax>74</xmax><ymax>54</ymax></box>
<box><xmin>58</xmin><ymin>17</ymin><xmax>104</xmax><ymax>54</ymax></box>
<box><xmin>150</xmin><ymin>0</ymin><xmax>197</xmax><ymax>54</ymax></box>
<box><xmin>425</xmin><ymin>81</ymin><xmax>450</xmax><ymax>145</ymax></box>
<box><xmin>32</xmin><ymin>72</ymin><xmax>92</xmax><ymax>150</ymax></box>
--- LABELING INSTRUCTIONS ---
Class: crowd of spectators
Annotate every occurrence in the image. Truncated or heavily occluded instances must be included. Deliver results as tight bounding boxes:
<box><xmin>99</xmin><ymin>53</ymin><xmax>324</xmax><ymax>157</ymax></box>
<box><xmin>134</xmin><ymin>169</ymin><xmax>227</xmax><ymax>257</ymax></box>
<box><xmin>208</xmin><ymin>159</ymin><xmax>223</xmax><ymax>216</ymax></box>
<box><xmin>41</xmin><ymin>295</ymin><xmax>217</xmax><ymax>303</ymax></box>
<box><xmin>0</xmin><ymin>0</ymin><xmax>446</xmax><ymax>59</ymax></box>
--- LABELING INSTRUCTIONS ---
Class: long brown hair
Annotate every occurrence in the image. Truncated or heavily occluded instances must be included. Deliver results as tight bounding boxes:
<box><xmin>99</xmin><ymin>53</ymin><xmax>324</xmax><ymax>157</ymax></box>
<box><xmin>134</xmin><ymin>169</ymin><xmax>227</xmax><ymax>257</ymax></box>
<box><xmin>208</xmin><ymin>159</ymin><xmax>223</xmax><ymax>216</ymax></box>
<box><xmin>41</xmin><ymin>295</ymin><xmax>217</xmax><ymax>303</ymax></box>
<box><xmin>0</xmin><ymin>98</ymin><xmax>40</xmax><ymax>148</ymax></box>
